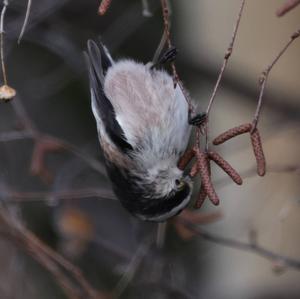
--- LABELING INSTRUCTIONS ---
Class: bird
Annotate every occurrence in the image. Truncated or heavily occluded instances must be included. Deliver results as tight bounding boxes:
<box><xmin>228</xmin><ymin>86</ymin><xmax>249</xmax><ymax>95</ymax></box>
<box><xmin>85</xmin><ymin>40</ymin><xmax>195</xmax><ymax>222</ymax></box>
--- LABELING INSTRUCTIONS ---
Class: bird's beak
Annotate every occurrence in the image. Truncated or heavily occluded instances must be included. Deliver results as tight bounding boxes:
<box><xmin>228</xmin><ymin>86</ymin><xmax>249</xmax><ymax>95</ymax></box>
<box><xmin>184</xmin><ymin>174</ymin><xmax>193</xmax><ymax>187</ymax></box>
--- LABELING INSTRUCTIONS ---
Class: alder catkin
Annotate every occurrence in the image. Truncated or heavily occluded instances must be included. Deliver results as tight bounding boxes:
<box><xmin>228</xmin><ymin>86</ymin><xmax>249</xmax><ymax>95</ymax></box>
<box><xmin>194</xmin><ymin>157</ymin><xmax>211</xmax><ymax>209</ymax></box>
<box><xmin>208</xmin><ymin>151</ymin><xmax>243</xmax><ymax>185</ymax></box>
<box><xmin>194</xmin><ymin>185</ymin><xmax>207</xmax><ymax>209</ymax></box>
<box><xmin>98</xmin><ymin>0</ymin><xmax>112</xmax><ymax>16</ymax></box>
<box><xmin>195</xmin><ymin>151</ymin><xmax>219</xmax><ymax>206</ymax></box>
<box><xmin>213</xmin><ymin>123</ymin><xmax>252</xmax><ymax>145</ymax></box>
<box><xmin>250</xmin><ymin>128</ymin><xmax>266</xmax><ymax>176</ymax></box>
<box><xmin>178</xmin><ymin>149</ymin><xmax>194</xmax><ymax>171</ymax></box>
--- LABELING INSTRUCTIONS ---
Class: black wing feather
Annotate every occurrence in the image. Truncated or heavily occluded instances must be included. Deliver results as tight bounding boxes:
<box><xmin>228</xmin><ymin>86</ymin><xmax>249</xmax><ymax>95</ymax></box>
<box><xmin>85</xmin><ymin>40</ymin><xmax>133</xmax><ymax>152</ymax></box>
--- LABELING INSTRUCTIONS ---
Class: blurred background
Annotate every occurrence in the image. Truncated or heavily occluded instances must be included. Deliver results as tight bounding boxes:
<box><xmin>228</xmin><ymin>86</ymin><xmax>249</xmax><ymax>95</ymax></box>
<box><xmin>0</xmin><ymin>0</ymin><xmax>299</xmax><ymax>298</ymax></box>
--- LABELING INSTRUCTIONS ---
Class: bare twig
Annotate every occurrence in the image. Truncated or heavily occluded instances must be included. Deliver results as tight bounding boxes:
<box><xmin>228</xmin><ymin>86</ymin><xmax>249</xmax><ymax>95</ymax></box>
<box><xmin>0</xmin><ymin>0</ymin><xmax>8</xmax><ymax>85</ymax></box>
<box><xmin>203</xmin><ymin>0</ymin><xmax>246</xmax><ymax>152</ymax></box>
<box><xmin>160</xmin><ymin>0</ymin><xmax>179</xmax><ymax>85</ymax></box>
<box><xmin>18</xmin><ymin>0</ymin><xmax>32</xmax><ymax>43</ymax></box>
<box><xmin>205</xmin><ymin>0</ymin><xmax>246</xmax><ymax>116</ymax></box>
<box><xmin>158</xmin><ymin>0</ymin><xmax>195</xmax><ymax>127</ymax></box>
<box><xmin>252</xmin><ymin>29</ymin><xmax>300</xmax><ymax>131</ymax></box>
<box><xmin>152</xmin><ymin>30</ymin><xmax>167</xmax><ymax>64</ymax></box>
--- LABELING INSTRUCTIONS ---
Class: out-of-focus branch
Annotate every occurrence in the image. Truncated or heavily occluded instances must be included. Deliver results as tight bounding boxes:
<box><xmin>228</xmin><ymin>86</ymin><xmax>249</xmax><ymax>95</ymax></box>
<box><xmin>0</xmin><ymin>130</ymin><xmax>33</xmax><ymax>142</ymax></box>
<box><xmin>113</xmin><ymin>237</ymin><xmax>153</xmax><ymax>297</ymax></box>
<box><xmin>0</xmin><ymin>208</ymin><xmax>110</xmax><ymax>299</ymax></box>
<box><xmin>276</xmin><ymin>0</ymin><xmax>300</xmax><ymax>16</ymax></box>
<box><xmin>5</xmin><ymin>95</ymin><xmax>107</xmax><ymax>178</ymax></box>
<box><xmin>3</xmin><ymin>187</ymin><xmax>115</xmax><ymax>203</ymax></box>
<box><xmin>178</xmin><ymin>218</ymin><xmax>300</xmax><ymax>271</ymax></box>
<box><xmin>3</xmin><ymin>161</ymin><xmax>298</xmax><ymax>205</ymax></box>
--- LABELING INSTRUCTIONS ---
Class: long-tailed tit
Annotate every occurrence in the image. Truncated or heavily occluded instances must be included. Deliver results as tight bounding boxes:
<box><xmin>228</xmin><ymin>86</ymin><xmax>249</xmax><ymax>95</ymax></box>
<box><xmin>85</xmin><ymin>40</ymin><xmax>199</xmax><ymax>222</ymax></box>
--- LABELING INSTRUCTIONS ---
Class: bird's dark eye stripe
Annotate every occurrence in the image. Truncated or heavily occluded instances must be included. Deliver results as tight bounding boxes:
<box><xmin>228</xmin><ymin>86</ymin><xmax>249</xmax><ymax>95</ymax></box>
<box><xmin>175</xmin><ymin>179</ymin><xmax>180</xmax><ymax>185</ymax></box>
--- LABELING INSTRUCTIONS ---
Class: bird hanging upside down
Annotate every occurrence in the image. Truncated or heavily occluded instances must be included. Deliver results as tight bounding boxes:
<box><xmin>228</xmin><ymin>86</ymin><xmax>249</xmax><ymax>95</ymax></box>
<box><xmin>85</xmin><ymin>40</ymin><xmax>200</xmax><ymax>222</ymax></box>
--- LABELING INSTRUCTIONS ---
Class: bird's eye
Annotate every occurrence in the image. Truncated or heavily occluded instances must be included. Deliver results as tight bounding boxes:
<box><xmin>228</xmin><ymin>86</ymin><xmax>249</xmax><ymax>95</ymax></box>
<box><xmin>175</xmin><ymin>179</ymin><xmax>185</xmax><ymax>190</ymax></box>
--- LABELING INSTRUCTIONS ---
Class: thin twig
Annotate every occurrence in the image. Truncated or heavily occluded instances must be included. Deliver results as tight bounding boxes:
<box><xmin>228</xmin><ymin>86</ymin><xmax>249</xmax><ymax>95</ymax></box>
<box><xmin>158</xmin><ymin>0</ymin><xmax>193</xmax><ymax>111</ymax></box>
<box><xmin>205</xmin><ymin>0</ymin><xmax>246</xmax><ymax>116</ymax></box>
<box><xmin>152</xmin><ymin>29</ymin><xmax>167</xmax><ymax>64</ymax></box>
<box><xmin>113</xmin><ymin>237</ymin><xmax>153</xmax><ymax>298</ymax></box>
<box><xmin>18</xmin><ymin>0</ymin><xmax>32</xmax><ymax>44</ymax></box>
<box><xmin>156</xmin><ymin>222</ymin><xmax>167</xmax><ymax>249</ymax></box>
<box><xmin>203</xmin><ymin>0</ymin><xmax>246</xmax><ymax>151</ymax></box>
<box><xmin>160</xmin><ymin>0</ymin><xmax>179</xmax><ymax>84</ymax></box>
<box><xmin>160</xmin><ymin>0</ymin><xmax>172</xmax><ymax>50</ymax></box>
<box><xmin>251</xmin><ymin>29</ymin><xmax>300</xmax><ymax>131</ymax></box>
<box><xmin>0</xmin><ymin>0</ymin><xmax>8</xmax><ymax>85</ymax></box>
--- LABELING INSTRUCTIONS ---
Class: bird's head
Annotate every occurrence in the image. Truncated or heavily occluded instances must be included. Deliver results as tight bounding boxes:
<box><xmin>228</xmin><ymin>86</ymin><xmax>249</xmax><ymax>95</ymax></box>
<box><xmin>131</xmin><ymin>162</ymin><xmax>193</xmax><ymax>222</ymax></box>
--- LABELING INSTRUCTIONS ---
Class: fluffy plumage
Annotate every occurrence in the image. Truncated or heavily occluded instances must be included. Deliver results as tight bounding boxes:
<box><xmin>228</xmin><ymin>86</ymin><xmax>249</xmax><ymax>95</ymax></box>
<box><xmin>85</xmin><ymin>40</ymin><xmax>192</xmax><ymax>221</ymax></box>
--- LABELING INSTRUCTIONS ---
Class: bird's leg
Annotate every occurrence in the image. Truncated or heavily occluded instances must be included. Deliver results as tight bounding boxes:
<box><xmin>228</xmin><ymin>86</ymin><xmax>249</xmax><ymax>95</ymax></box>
<box><xmin>158</xmin><ymin>46</ymin><xmax>178</xmax><ymax>65</ymax></box>
<box><xmin>151</xmin><ymin>46</ymin><xmax>178</xmax><ymax>70</ymax></box>
<box><xmin>188</xmin><ymin>111</ymin><xmax>207</xmax><ymax>131</ymax></box>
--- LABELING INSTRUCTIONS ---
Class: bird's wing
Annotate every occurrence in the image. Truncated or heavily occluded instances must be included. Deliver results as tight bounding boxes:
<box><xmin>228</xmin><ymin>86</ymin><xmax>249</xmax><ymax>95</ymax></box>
<box><xmin>85</xmin><ymin>40</ymin><xmax>133</xmax><ymax>152</ymax></box>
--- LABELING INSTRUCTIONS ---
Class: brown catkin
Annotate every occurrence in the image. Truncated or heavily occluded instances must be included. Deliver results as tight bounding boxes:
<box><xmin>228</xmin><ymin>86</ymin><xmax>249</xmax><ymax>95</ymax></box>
<box><xmin>195</xmin><ymin>151</ymin><xmax>219</xmax><ymax>205</ymax></box>
<box><xmin>208</xmin><ymin>151</ymin><xmax>243</xmax><ymax>185</ymax></box>
<box><xmin>178</xmin><ymin>149</ymin><xmax>194</xmax><ymax>171</ymax></box>
<box><xmin>213</xmin><ymin>123</ymin><xmax>252</xmax><ymax>145</ymax></box>
<box><xmin>190</xmin><ymin>162</ymin><xmax>199</xmax><ymax>178</ymax></box>
<box><xmin>194</xmin><ymin>185</ymin><xmax>207</xmax><ymax>209</ymax></box>
<box><xmin>98</xmin><ymin>0</ymin><xmax>112</xmax><ymax>15</ymax></box>
<box><xmin>250</xmin><ymin>128</ymin><xmax>266</xmax><ymax>176</ymax></box>
<box><xmin>195</xmin><ymin>156</ymin><xmax>211</xmax><ymax>209</ymax></box>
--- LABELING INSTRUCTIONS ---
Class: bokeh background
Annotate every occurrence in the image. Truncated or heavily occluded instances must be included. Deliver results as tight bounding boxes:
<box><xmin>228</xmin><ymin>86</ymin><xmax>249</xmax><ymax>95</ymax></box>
<box><xmin>0</xmin><ymin>0</ymin><xmax>299</xmax><ymax>298</ymax></box>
